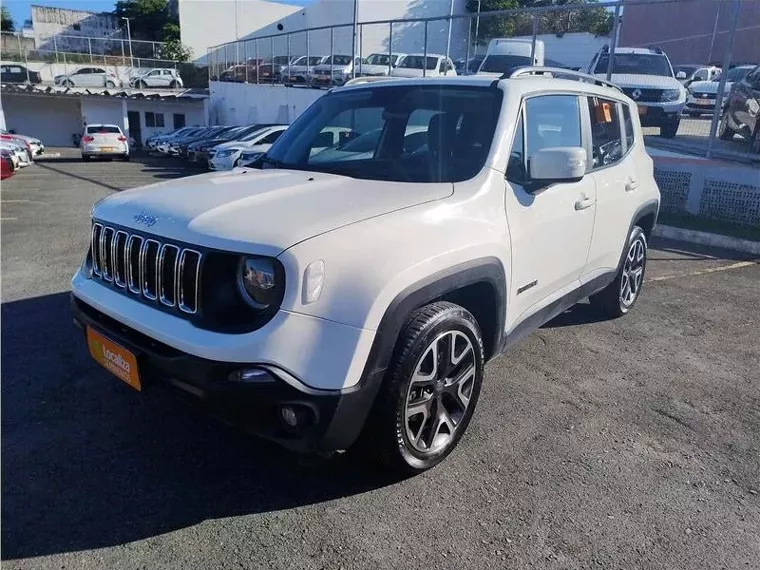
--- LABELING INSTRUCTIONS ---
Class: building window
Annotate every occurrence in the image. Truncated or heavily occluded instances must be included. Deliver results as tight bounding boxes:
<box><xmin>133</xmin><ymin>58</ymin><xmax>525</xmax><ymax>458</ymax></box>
<box><xmin>145</xmin><ymin>112</ymin><xmax>165</xmax><ymax>128</ymax></box>
<box><xmin>73</xmin><ymin>23</ymin><xmax>81</xmax><ymax>31</ymax></box>
<box><xmin>173</xmin><ymin>113</ymin><xmax>186</xmax><ymax>129</ymax></box>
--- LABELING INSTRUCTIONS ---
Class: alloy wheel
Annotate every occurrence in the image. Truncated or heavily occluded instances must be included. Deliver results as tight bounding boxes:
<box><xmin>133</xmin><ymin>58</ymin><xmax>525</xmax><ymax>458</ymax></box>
<box><xmin>404</xmin><ymin>330</ymin><xmax>476</xmax><ymax>454</ymax></box>
<box><xmin>620</xmin><ymin>237</ymin><xmax>646</xmax><ymax>307</ymax></box>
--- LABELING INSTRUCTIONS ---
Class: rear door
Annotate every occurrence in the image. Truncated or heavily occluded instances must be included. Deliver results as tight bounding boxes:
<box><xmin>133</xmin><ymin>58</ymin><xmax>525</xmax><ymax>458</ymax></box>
<box><xmin>584</xmin><ymin>97</ymin><xmax>641</xmax><ymax>278</ymax></box>
<box><xmin>146</xmin><ymin>69</ymin><xmax>164</xmax><ymax>87</ymax></box>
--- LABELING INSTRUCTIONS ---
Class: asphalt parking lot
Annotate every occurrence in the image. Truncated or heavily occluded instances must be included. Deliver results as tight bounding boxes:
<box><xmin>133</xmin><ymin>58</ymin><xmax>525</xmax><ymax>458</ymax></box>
<box><xmin>2</xmin><ymin>151</ymin><xmax>759</xmax><ymax>570</ymax></box>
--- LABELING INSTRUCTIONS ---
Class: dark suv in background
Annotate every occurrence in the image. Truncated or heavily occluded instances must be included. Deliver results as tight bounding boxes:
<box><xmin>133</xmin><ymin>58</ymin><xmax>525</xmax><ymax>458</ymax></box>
<box><xmin>719</xmin><ymin>64</ymin><xmax>760</xmax><ymax>154</ymax></box>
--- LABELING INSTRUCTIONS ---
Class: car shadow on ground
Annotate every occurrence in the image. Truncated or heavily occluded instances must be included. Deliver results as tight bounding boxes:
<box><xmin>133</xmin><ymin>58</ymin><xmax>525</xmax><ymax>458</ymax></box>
<box><xmin>1</xmin><ymin>292</ymin><xmax>398</xmax><ymax>561</ymax></box>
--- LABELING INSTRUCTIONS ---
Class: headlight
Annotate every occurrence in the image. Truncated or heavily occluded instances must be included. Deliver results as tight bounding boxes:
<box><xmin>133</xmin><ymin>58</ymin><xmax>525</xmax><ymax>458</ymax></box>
<box><xmin>217</xmin><ymin>149</ymin><xmax>236</xmax><ymax>157</ymax></box>
<box><xmin>238</xmin><ymin>257</ymin><xmax>279</xmax><ymax>309</ymax></box>
<box><xmin>661</xmin><ymin>89</ymin><xmax>681</xmax><ymax>102</ymax></box>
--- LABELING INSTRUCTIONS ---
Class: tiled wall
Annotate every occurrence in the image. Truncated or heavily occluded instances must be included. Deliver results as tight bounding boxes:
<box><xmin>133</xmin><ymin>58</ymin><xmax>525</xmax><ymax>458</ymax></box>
<box><xmin>654</xmin><ymin>161</ymin><xmax>760</xmax><ymax>228</ymax></box>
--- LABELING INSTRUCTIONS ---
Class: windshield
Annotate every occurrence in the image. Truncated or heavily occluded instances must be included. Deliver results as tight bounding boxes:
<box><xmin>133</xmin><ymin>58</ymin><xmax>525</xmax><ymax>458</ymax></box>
<box><xmin>326</xmin><ymin>55</ymin><xmax>353</xmax><ymax>66</ymax></box>
<box><xmin>262</xmin><ymin>85</ymin><xmax>501</xmax><ymax>183</ymax></box>
<box><xmin>716</xmin><ymin>66</ymin><xmax>753</xmax><ymax>83</ymax></box>
<box><xmin>479</xmin><ymin>54</ymin><xmax>533</xmax><ymax>73</ymax></box>
<box><xmin>594</xmin><ymin>54</ymin><xmax>673</xmax><ymax>77</ymax></box>
<box><xmin>366</xmin><ymin>54</ymin><xmax>392</xmax><ymax>66</ymax></box>
<box><xmin>399</xmin><ymin>55</ymin><xmax>439</xmax><ymax>70</ymax></box>
<box><xmin>86</xmin><ymin>125</ymin><xmax>120</xmax><ymax>134</ymax></box>
<box><xmin>674</xmin><ymin>65</ymin><xmax>699</xmax><ymax>77</ymax></box>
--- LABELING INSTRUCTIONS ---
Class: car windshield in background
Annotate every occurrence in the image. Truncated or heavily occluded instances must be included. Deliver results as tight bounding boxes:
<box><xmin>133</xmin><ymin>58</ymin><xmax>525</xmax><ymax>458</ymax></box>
<box><xmin>327</xmin><ymin>55</ymin><xmax>353</xmax><ymax>65</ymax></box>
<box><xmin>479</xmin><ymin>54</ymin><xmax>533</xmax><ymax>73</ymax></box>
<box><xmin>262</xmin><ymin>85</ymin><xmax>502</xmax><ymax>183</ymax></box>
<box><xmin>399</xmin><ymin>56</ymin><xmax>438</xmax><ymax>70</ymax></box>
<box><xmin>86</xmin><ymin>126</ymin><xmax>120</xmax><ymax>134</ymax></box>
<box><xmin>594</xmin><ymin>54</ymin><xmax>673</xmax><ymax>77</ymax></box>
<box><xmin>717</xmin><ymin>66</ymin><xmax>754</xmax><ymax>82</ymax></box>
<box><xmin>674</xmin><ymin>65</ymin><xmax>699</xmax><ymax>77</ymax></box>
<box><xmin>366</xmin><ymin>54</ymin><xmax>392</xmax><ymax>66</ymax></box>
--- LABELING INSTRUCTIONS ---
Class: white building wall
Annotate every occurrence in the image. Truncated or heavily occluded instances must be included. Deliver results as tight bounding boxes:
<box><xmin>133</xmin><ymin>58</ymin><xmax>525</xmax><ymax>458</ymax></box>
<box><xmin>179</xmin><ymin>0</ymin><xmax>302</xmax><ymax>64</ymax></box>
<box><xmin>211</xmin><ymin>0</ymin><xmax>470</xmax><ymax>64</ymax></box>
<box><xmin>31</xmin><ymin>6</ymin><xmax>123</xmax><ymax>54</ymax></box>
<box><xmin>1</xmin><ymin>95</ymin><xmax>83</xmax><ymax>146</ymax></box>
<box><xmin>126</xmin><ymin>99</ymin><xmax>208</xmax><ymax>143</ymax></box>
<box><xmin>209</xmin><ymin>82</ymin><xmax>323</xmax><ymax>125</ymax></box>
<box><xmin>81</xmin><ymin>98</ymin><xmax>128</xmax><ymax>133</ymax></box>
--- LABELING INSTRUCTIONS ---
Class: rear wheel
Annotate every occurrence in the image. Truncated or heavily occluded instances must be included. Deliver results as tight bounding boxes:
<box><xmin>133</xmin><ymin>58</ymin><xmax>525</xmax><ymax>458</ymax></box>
<box><xmin>106</xmin><ymin>80</ymin><xmax>116</xmax><ymax>88</ymax></box>
<box><xmin>169</xmin><ymin>80</ymin><xmax>179</xmax><ymax>88</ymax></box>
<box><xmin>121</xmin><ymin>154</ymin><xmax>130</xmax><ymax>161</ymax></box>
<box><xmin>81</xmin><ymin>154</ymin><xmax>90</xmax><ymax>162</ymax></box>
<box><xmin>718</xmin><ymin>110</ymin><xmax>736</xmax><ymax>140</ymax></box>
<box><xmin>137</xmin><ymin>80</ymin><xmax>147</xmax><ymax>89</ymax></box>
<box><xmin>590</xmin><ymin>226</ymin><xmax>648</xmax><ymax>319</ymax></box>
<box><xmin>356</xmin><ymin>301</ymin><xmax>484</xmax><ymax>474</ymax></box>
<box><xmin>62</xmin><ymin>80</ymin><xmax>74</xmax><ymax>87</ymax></box>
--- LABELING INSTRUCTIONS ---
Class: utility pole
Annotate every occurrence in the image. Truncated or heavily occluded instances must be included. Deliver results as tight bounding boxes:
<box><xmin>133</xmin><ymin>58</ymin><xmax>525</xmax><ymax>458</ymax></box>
<box><xmin>475</xmin><ymin>0</ymin><xmax>481</xmax><ymax>54</ymax></box>
<box><xmin>122</xmin><ymin>17</ymin><xmax>134</xmax><ymax>70</ymax></box>
<box><xmin>352</xmin><ymin>0</ymin><xmax>358</xmax><ymax>78</ymax></box>
<box><xmin>445</xmin><ymin>0</ymin><xmax>454</xmax><ymax>70</ymax></box>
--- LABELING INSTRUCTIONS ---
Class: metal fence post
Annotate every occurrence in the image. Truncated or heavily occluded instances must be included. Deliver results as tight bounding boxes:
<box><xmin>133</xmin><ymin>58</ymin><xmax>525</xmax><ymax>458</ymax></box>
<box><xmin>352</xmin><ymin>0</ymin><xmax>359</xmax><ymax>78</ymax></box>
<box><xmin>465</xmin><ymin>14</ymin><xmax>472</xmax><ymax>75</ymax></box>
<box><xmin>606</xmin><ymin>3</ymin><xmax>621</xmax><ymax>81</ymax></box>
<box><xmin>306</xmin><ymin>30</ymin><xmax>310</xmax><ymax>84</ymax></box>
<box><xmin>255</xmin><ymin>39</ymin><xmax>259</xmax><ymax>84</ymax></box>
<box><xmin>388</xmin><ymin>21</ymin><xmax>393</xmax><ymax>76</ymax></box>
<box><xmin>707</xmin><ymin>0</ymin><xmax>741</xmax><ymax>157</ymax></box>
<box><xmin>245</xmin><ymin>41</ymin><xmax>249</xmax><ymax>83</ymax></box>
<box><xmin>53</xmin><ymin>35</ymin><xmax>59</xmax><ymax>63</ymax></box>
<box><xmin>121</xmin><ymin>39</ymin><xmax>125</xmax><ymax>66</ymax></box>
<box><xmin>88</xmin><ymin>37</ymin><xmax>93</xmax><ymax>64</ymax></box>
<box><xmin>330</xmin><ymin>27</ymin><xmax>334</xmax><ymax>78</ymax></box>
<box><xmin>18</xmin><ymin>34</ymin><xmax>31</xmax><ymax>82</ymax></box>
<box><xmin>423</xmin><ymin>22</ymin><xmax>428</xmax><ymax>77</ymax></box>
<box><xmin>445</xmin><ymin>0</ymin><xmax>454</xmax><ymax>66</ymax></box>
<box><xmin>530</xmin><ymin>15</ymin><xmax>538</xmax><ymax>63</ymax></box>
<box><xmin>358</xmin><ymin>24</ymin><xmax>363</xmax><ymax>78</ymax></box>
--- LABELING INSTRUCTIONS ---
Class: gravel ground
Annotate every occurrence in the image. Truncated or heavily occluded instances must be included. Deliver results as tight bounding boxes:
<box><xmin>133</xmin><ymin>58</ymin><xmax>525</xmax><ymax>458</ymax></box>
<box><xmin>2</xmin><ymin>151</ymin><xmax>759</xmax><ymax>570</ymax></box>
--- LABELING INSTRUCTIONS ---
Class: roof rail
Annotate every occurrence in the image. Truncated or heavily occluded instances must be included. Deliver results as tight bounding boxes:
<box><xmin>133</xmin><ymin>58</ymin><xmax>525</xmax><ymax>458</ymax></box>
<box><xmin>505</xmin><ymin>66</ymin><xmax>622</xmax><ymax>92</ymax></box>
<box><xmin>342</xmin><ymin>76</ymin><xmax>397</xmax><ymax>87</ymax></box>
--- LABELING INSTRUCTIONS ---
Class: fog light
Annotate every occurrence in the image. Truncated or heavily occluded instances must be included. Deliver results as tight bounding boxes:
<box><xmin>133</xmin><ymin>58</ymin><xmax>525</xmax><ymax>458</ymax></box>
<box><xmin>228</xmin><ymin>367</ymin><xmax>274</xmax><ymax>383</ymax></box>
<box><xmin>280</xmin><ymin>405</ymin><xmax>299</xmax><ymax>428</ymax></box>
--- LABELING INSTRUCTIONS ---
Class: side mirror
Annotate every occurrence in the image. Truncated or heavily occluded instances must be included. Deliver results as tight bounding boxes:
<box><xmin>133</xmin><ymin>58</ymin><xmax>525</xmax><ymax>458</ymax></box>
<box><xmin>676</xmin><ymin>71</ymin><xmax>687</xmax><ymax>80</ymax></box>
<box><xmin>529</xmin><ymin>147</ymin><xmax>587</xmax><ymax>187</ymax></box>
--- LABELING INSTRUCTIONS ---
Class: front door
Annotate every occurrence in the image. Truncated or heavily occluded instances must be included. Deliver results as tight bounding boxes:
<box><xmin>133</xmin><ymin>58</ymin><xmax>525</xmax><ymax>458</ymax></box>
<box><xmin>504</xmin><ymin>94</ymin><xmax>596</xmax><ymax>329</ymax></box>
<box><xmin>127</xmin><ymin>111</ymin><xmax>141</xmax><ymax>147</ymax></box>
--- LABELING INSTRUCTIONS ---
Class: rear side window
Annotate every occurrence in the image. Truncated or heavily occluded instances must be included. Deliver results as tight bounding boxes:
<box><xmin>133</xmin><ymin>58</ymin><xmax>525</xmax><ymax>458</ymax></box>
<box><xmin>587</xmin><ymin>96</ymin><xmax>624</xmax><ymax>169</ymax></box>
<box><xmin>86</xmin><ymin>126</ymin><xmax>121</xmax><ymax>134</ymax></box>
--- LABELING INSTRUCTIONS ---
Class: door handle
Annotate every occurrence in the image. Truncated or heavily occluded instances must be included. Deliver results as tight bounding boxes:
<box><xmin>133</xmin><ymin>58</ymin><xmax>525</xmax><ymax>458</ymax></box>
<box><xmin>574</xmin><ymin>196</ymin><xmax>594</xmax><ymax>210</ymax></box>
<box><xmin>625</xmin><ymin>177</ymin><xmax>639</xmax><ymax>192</ymax></box>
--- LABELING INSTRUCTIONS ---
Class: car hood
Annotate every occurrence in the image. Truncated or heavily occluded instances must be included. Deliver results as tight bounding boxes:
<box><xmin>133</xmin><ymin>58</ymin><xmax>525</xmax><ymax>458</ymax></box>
<box><xmin>92</xmin><ymin>169</ymin><xmax>453</xmax><ymax>256</ymax></box>
<box><xmin>688</xmin><ymin>80</ymin><xmax>731</xmax><ymax>94</ymax></box>
<box><xmin>596</xmin><ymin>73</ymin><xmax>682</xmax><ymax>90</ymax></box>
<box><xmin>359</xmin><ymin>63</ymin><xmax>391</xmax><ymax>75</ymax></box>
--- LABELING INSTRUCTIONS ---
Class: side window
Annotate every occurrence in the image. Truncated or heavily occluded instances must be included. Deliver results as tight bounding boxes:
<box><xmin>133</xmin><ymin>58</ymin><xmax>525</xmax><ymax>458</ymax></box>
<box><xmin>173</xmin><ymin>113</ymin><xmax>186</xmax><ymax>129</ymax></box>
<box><xmin>145</xmin><ymin>112</ymin><xmax>156</xmax><ymax>127</ymax></box>
<box><xmin>524</xmin><ymin>94</ymin><xmax>581</xmax><ymax>163</ymax></box>
<box><xmin>622</xmin><ymin>102</ymin><xmax>635</xmax><ymax>151</ymax></box>
<box><xmin>694</xmin><ymin>69</ymin><xmax>708</xmax><ymax>81</ymax></box>
<box><xmin>149</xmin><ymin>70</ymin><xmax>160</xmax><ymax>77</ymax></box>
<box><xmin>155</xmin><ymin>113</ymin><xmax>165</xmax><ymax>127</ymax></box>
<box><xmin>162</xmin><ymin>69</ymin><xmax>173</xmax><ymax>76</ymax></box>
<box><xmin>261</xmin><ymin>130</ymin><xmax>283</xmax><ymax>144</ymax></box>
<box><xmin>586</xmin><ymin>96</ymin><xmax>623</xmax><ymax>169</ymax></box>
<box><xmin>506</xmin><ymin>115</ymin><xmax>525</xmax><ymax>184</ymax></box>
<box><xmin>93</xmin><ymin>68</ymin><xmax>105</xmax><ymax>74</ymax></box>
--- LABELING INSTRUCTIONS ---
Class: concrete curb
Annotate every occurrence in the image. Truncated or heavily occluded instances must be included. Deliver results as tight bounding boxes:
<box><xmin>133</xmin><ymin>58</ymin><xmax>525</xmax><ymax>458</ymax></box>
<box><xmin>653</xmin><ymin>225</ymin><xmax>760</xmax><ymax>256</ymax></box>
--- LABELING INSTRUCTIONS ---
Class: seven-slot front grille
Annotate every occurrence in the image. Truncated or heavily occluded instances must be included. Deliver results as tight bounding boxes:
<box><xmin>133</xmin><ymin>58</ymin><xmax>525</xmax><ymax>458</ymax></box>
<box><xmin>91</xmin><ymin>223</ymin><xmax>201</xmax><ymax>314</ymax></box>
<box><xmin>622</xmin><ymin>88</ymin><xmax>664</xmax><ymax>103</ymax></box>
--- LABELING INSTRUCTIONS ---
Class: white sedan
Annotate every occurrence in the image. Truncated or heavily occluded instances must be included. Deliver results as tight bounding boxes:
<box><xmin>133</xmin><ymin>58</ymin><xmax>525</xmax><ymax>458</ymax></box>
<box><xmin>208</xmin><ymin>125</ymin><xmax>288</xmax><ymax>171</ymax></box>
<box><xmin>81</xmin><ymin>124</ymin><xmax>130</xmax><ymax>161</ymax></box>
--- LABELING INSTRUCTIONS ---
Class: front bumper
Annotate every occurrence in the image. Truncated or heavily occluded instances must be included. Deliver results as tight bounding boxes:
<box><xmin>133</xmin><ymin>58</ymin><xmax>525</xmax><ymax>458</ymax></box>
<box><xmin>209</xmin><ymin>155</ymin><xmax>237</xmax><ymax>170</ymax></box>
<box><xmin>71</xmin><ymin>294</ymin><xmax>382</xmax><ymax>452</ymax></box>
<box><xmin>636</xmin><ymin>101</ymin><xmax>684</xmax><ymax>127</ymax></box>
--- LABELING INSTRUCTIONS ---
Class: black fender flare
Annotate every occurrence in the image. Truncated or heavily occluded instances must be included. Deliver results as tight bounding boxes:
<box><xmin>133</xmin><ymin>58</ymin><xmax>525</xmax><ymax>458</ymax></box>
<box><xmin>616</xmin><ymin>199</ymin><xmax>660</xmax><ymax>272</ymax></box>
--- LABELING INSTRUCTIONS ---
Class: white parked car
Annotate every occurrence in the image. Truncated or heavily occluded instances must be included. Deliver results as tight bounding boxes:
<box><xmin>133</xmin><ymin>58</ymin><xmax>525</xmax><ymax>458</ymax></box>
<box><xmin>476</xmin><ymin>38</ymin><xmax>545</xmax><ymax>77</ymax></box>
<box><xmin>310</xmin><ymin>55</ymin><xmax>364</xmax><ymax>87</ymax></box>
<box><xmin>0</xmin><ymin>141</ymin><xmax>31</xmax><ymax>167</ymax></box>
<box><xmin>55</xmin><ymin>67</ymin><xmax>122</xmax><ymax>88</ymax></box>
<box><xmin>71</xmin><ymin>69</ymin><xmax>660</xmax><ymax>473</ymax></box>
<box><xmin>587</xmin><ymin>46</ymin><xmax>685</xmax><ymax>138</ymax></box>
<box><xmin>391</xmin><ymin>54</ymin><xmax>457</xmax><ymax>78</ymax></box>
<box><xmin>684</xmin><ymin>65</ymin><xmax>755</xmax><ymax>117</ymax></box>
<box><xmin>208</xmin><ymin>125</ymin><xmax>289</xmax><ymax>171</ymax></box>
<box><xmin>673</xmin><ymin>64</ymin><xmax>721</xmax><ymax>86</ymax></box>
<box><xmin>357</xmin><ymin>53</ymin><xmax>406</xmax><ymax>76</ymax></box>
<box><xmin>129</xmin><ymin>68</ymin><xmax>184</xmax><ymax>89</ymax></box>
<box><xmin>282</xmin><ymin>56</ymin><xmax>328</xmax><ymax>85</ymax></box>
<box><xmin>80</xmin><ymin>124</ymin><xmax>130</xmax><ymax>161</ymax></box>
<box><xmin>1</xmin><ymin>129</ymin><xmax>44</xmax><ymax>156</ymax></box>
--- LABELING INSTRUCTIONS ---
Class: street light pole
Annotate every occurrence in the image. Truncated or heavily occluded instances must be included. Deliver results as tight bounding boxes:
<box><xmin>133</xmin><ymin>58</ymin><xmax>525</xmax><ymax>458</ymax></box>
<box><xmin>445</xmin><ymin>0</ymin><xmax>454</xmax><ymax>70</ymax></box>
<box><xmin>475</xmin><ymin>0</ymin><xmax>481</xmax><ymax>54</ymax></box>
<box><xmin>351</xmin><ymin>0</ymin><xmax>358</xmax><ymax>78</ymax></box>
<box><xmin>122</xmin><ymin>17</ymin><xmax>134</xmax><ymax>70</ymax></box>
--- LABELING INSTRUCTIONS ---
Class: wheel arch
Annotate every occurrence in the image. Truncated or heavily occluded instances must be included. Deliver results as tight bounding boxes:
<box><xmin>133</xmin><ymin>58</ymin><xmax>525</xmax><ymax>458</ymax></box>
<box><xmin>615</xmin><ymin>199</ymin><xmax>659</xmax><ymax>272</ymax></box>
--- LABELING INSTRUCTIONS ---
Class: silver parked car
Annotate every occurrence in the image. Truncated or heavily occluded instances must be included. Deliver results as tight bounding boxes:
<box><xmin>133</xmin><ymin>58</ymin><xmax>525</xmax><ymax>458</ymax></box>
<box><xmin>55</xmin><ymin>67</ymin><xmax>123</xmax><ymax>88</ymax></box>
<box><xmin>80</xmin><ymin>124</ymin><xmax>130</xmax><ymax>161</ymax></box>
<box><xmin>129</xmin><ymin>68</ymin><xmax>184</xmax><ymax>89</ymax></box>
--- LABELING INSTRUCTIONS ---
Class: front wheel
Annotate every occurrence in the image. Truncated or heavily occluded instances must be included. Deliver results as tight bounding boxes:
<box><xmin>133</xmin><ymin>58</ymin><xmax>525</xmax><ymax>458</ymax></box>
<box><xmin>590</xmin><ymin>226</ymin><xmax>648</xmax><ymax>318</ymax></box>
<box><xmin>356</xmin><ymin>301</ymin><xmax>485</xmax><ymax>474</ymax></box>
<box><xmin>660</xmin><ymin>118</ymin><xmax>680</xmax><ymax>138</ymax></box>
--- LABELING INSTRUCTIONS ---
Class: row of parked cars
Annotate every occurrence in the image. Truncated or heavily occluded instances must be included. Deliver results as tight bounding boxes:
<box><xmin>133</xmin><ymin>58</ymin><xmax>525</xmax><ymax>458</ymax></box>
<box><xmin>144</xmin><ymin>124</ymin><xmax>290</xmax><ymax>169</ymax></box>
<box><xmin>0</xmin><ymin>129</ymin><xmax>45</xmax><ymax>180</ymax></box>
<box><xmin>1</xmin><ymin>63</ymin><xmax>184</xmax><ymax>89</ymax></box>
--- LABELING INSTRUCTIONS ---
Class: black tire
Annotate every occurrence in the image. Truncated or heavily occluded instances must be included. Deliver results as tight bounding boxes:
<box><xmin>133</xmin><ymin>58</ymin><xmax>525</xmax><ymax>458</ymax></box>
<box><xmin>169</xmin><ymin>80</ymin><xmax>179</xmax><ymax>89</ymax></box>
<box><xmin>82</xmin><ymin>155</ymin><xmax>90</xmax><ymax>162</ymax></box>
<box><xmin>122</xmin><ymin>154</ymin><xmax>130</xmax><ymax>161</ymax></box>
<box><xmin>356</xmin><ymin>301</ymin><xmax>485</xmax><ymax>474</ymax></box>
<box><xmin>106</xmin><ymin>81</ymin><xmax>116</xmax><ymax>88</ymax></box>
<box><xmin>63</xmin><ymin>80</ymin><xmax>74</xmax><ymax>87</ymax></box>
<box><xmin>660</xmin><ymin>119</ymin><xmax>680</xmax><ymax>139</ymax></box>
<box><xmin>590</xmin><ymin>226</ymin><xmax>648</xmax><ymax>319</ymax></box>
<box><xmin>137</xmin><ymin>80</ymin><xmax>147</xmax><ymax>89</ymax></box>
<box><xmin>718</xmin><ymin>110</ymin><xmax>735</xmax><ymax>141</ymax></box>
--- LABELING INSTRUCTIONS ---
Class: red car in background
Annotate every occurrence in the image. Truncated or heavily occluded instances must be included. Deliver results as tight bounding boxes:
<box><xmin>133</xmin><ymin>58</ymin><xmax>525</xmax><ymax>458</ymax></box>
<box><xmin>1</xmin><ymin>152</ymin><xmax>16</xmax><ymax>180</ymax></box>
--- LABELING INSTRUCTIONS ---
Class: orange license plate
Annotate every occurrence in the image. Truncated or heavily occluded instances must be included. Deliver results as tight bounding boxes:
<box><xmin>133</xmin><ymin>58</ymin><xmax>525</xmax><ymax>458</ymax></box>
<box><xmin>87</xmin><ymin>327</ymin><xmax>141</xmax><ymax>391</ymax></box>
<box><xmin>637</xmin><ymin>105</ymin><xmax>647</xmax><ymax>115</ymax></box>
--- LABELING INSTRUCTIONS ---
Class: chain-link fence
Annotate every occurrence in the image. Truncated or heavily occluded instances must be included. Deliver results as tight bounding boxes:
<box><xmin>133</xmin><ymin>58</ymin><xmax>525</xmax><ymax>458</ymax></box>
<box><xmin>1</xmin><ymin>31</ymin><xmax>180</xmax><ymax>79</ymax></box>
<box><xmin>206</xmin><ymin>0</ymin><xmax>758</xmax><ymax>162</ymax></box>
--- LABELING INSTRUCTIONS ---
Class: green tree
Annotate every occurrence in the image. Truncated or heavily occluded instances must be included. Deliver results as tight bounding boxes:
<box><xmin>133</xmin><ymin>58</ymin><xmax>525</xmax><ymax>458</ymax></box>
<box><xmin>466</xmin><ymin>0</ymin><xmax>519</xmax><ymax>43</ymax></box>
<box><xmin>1</xmin><ymin>6</ymin><xmax>15</xmax><ymax>32</ymax></box>
<box><xmin>114</xmin><ymin>0</ymin><xmax>171</xmax><ymax>42</ymax></box>
<box><xmin>160</xmin><ymin>39</ymin><xmax>192</xmax><ymax>62</ymax></box>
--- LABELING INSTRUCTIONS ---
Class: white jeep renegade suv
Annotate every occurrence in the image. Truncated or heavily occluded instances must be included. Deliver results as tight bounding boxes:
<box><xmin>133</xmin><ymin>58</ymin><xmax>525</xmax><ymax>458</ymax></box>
<box><xmin>71</xmin><ymin>69</ymin><xmax>660</xmax><ymax>473</ymax></box>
